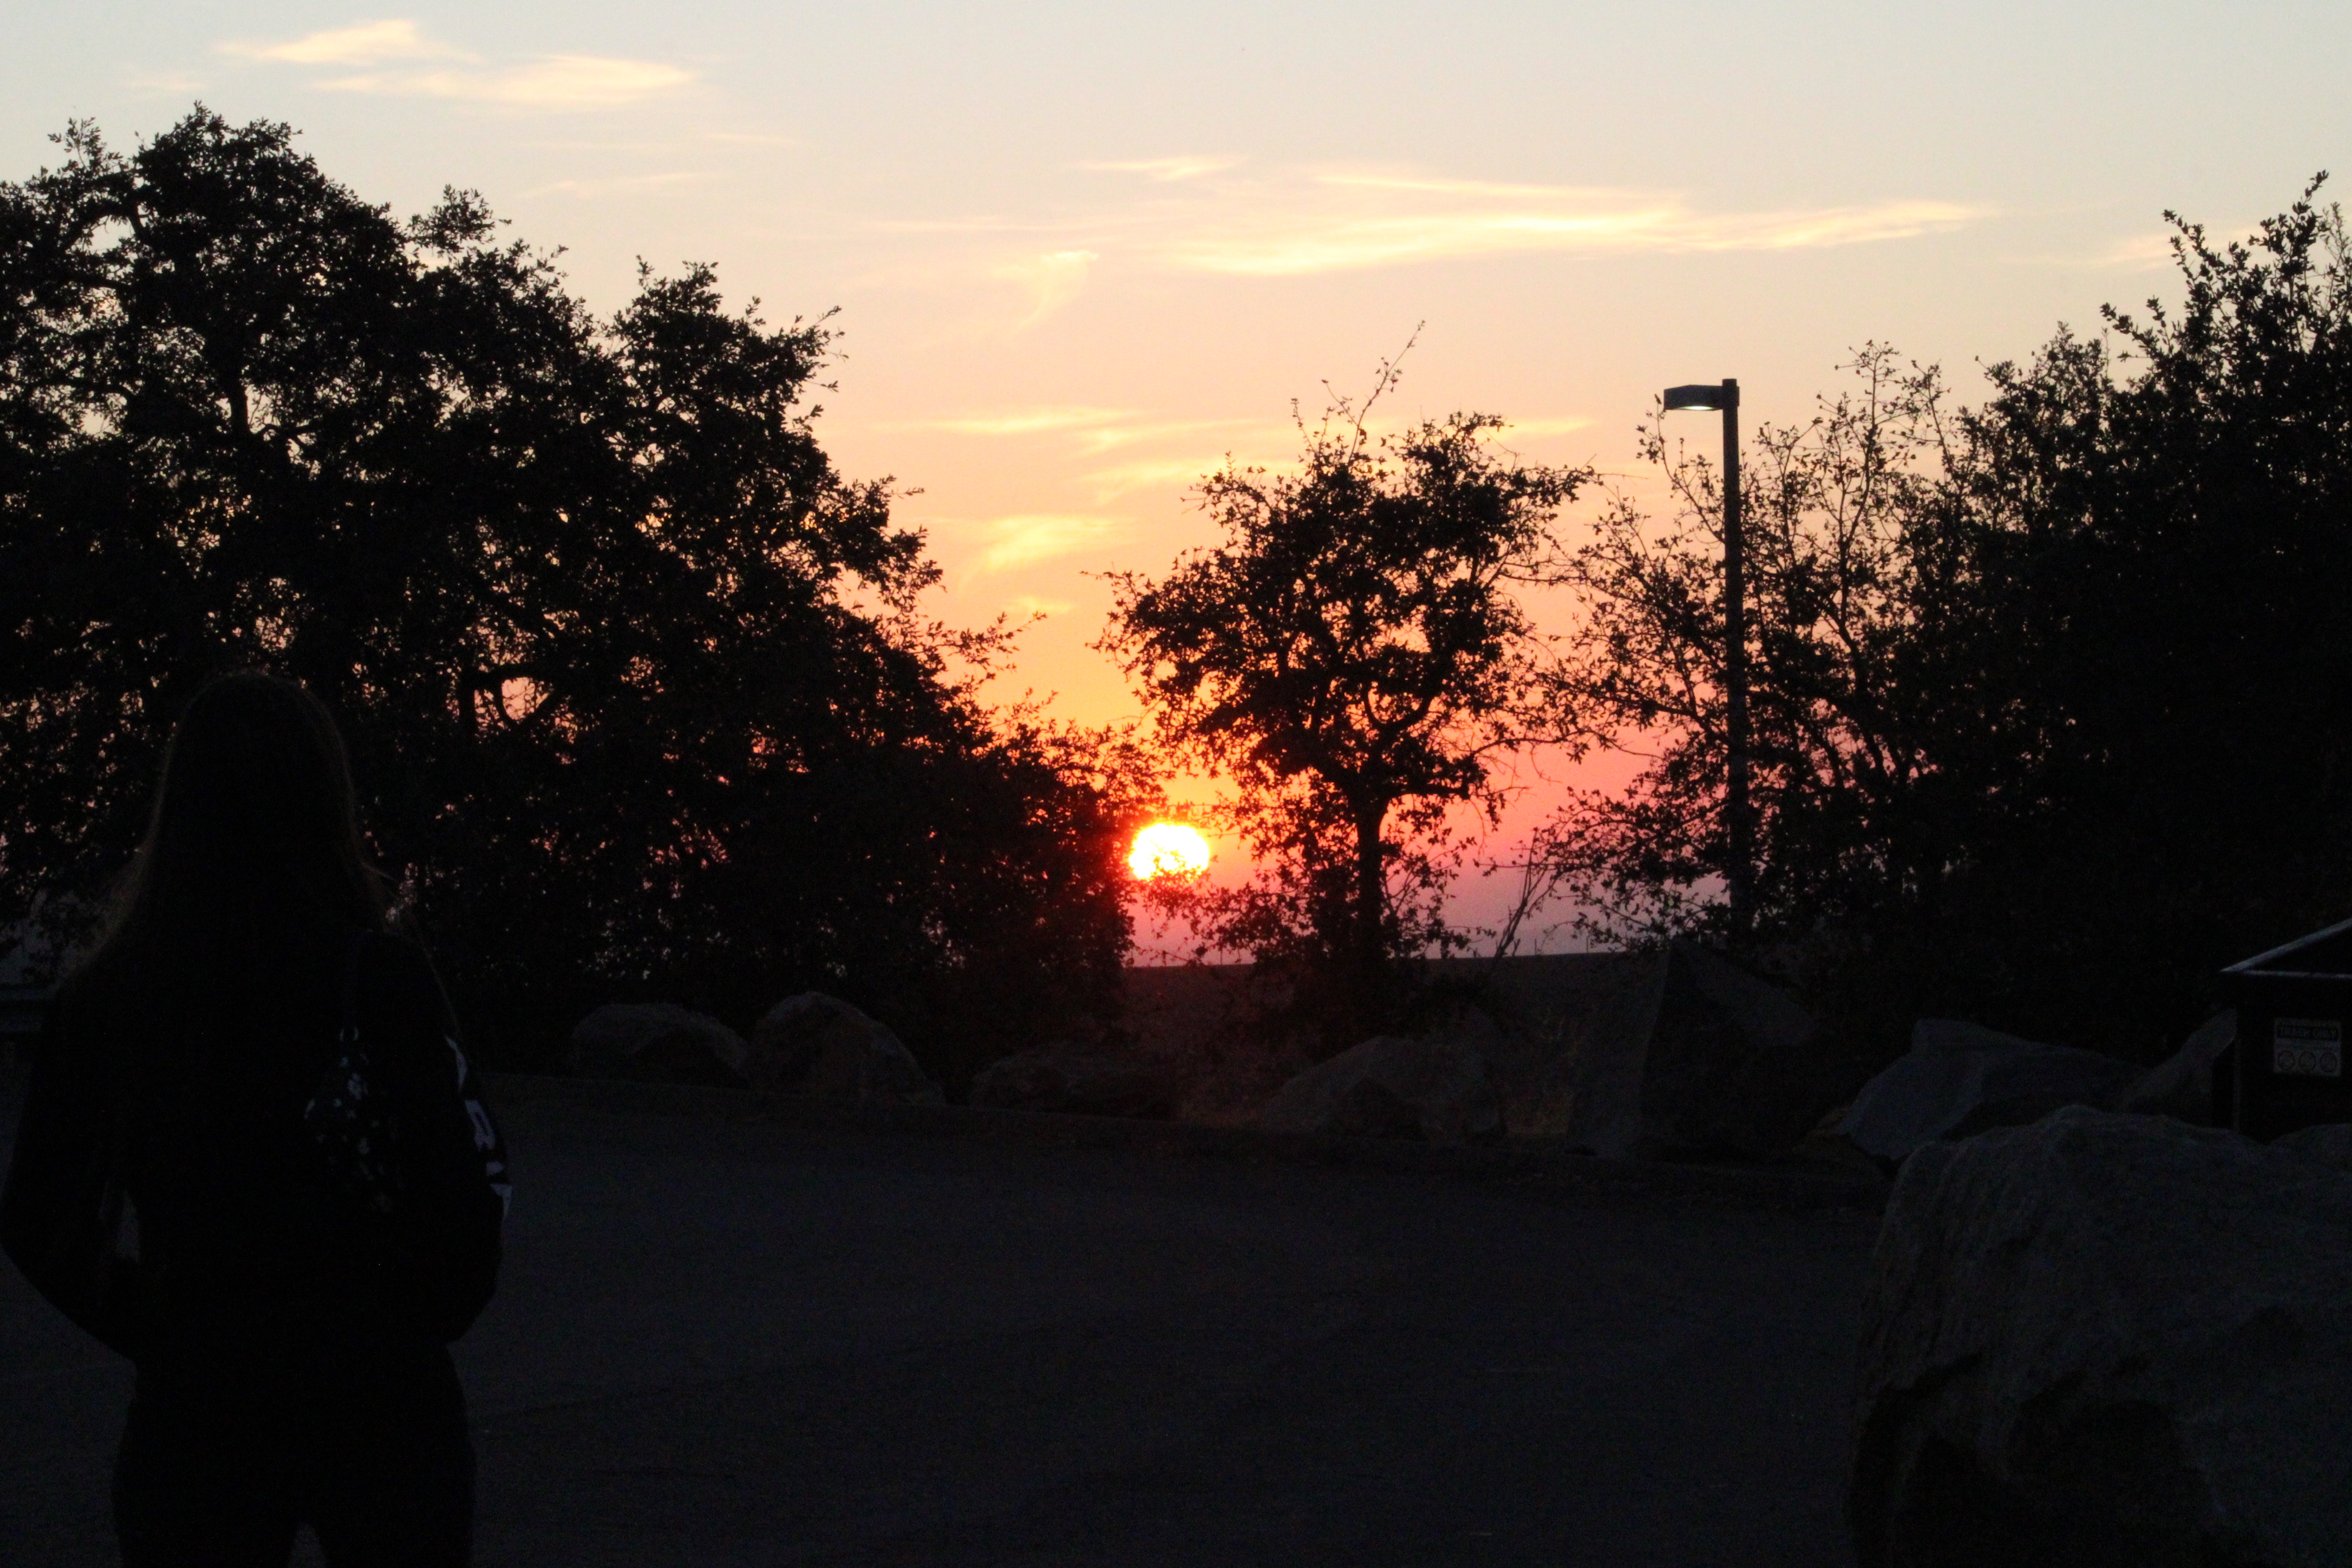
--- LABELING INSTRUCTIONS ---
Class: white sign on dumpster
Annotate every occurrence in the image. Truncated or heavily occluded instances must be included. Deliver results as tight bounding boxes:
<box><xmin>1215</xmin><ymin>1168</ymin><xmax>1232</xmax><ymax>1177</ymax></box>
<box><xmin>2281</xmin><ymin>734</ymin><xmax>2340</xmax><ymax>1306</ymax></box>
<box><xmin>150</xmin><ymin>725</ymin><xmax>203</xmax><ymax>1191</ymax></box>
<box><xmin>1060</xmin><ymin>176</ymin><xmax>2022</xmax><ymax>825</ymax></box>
<box><xmin>2273</xmin><ymin>1018</ymin><xmax>2343</xmax><ymax>1079</ymax></box>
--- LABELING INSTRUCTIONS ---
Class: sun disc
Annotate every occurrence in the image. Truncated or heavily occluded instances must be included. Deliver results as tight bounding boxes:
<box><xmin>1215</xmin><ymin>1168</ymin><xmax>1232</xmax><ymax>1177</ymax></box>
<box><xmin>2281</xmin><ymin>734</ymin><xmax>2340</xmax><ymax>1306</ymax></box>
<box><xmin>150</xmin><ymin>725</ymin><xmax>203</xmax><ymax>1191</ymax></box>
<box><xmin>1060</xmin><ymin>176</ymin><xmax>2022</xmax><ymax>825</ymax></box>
<box><xmin>1128</xmin><ymin>822</ymin><xmax>1211</xmax><ymax>880</ymax></box>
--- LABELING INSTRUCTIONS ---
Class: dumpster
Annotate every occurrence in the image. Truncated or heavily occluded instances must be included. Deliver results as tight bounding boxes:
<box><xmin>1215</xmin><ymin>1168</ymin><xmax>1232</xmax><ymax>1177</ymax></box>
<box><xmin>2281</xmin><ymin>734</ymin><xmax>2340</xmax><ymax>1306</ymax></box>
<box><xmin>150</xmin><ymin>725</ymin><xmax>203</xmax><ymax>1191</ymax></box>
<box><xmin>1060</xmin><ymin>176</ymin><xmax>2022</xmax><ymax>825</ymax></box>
<box><xmin>2221</xmin><ymin>916</ymin><xmax>2352</xmax><ymax>1139</ymax></box>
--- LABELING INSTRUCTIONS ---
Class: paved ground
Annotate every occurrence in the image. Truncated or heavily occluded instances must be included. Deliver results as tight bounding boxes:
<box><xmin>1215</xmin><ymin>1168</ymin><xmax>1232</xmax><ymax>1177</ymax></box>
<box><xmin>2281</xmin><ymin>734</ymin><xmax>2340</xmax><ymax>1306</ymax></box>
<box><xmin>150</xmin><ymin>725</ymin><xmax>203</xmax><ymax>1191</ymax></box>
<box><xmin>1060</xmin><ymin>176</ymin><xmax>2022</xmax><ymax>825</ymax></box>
<box><xmin>4</xmin><ymin>1084</ymin><xmax>1877</xmax><ymax>1566</ymax></box>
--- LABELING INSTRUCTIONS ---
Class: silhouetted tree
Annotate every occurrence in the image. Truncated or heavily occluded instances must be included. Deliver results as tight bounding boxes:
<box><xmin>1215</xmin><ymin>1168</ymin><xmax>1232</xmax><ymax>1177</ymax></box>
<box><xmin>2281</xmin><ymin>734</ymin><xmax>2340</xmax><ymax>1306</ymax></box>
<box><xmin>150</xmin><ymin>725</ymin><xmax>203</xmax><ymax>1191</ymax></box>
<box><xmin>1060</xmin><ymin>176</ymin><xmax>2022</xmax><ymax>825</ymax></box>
<box><xmin>0</xmin><ymin>109</ymin><xmax>1147</xmax><ymax>1076</ymax></box>
<box><xmin>1548</xmin><ymin>350</ymin><xmax>1977</xmax><ymax>935</ymax></box>
<box><xmin>1547</xmin><ymin>183</ymin><xmax>2352</xmax><ymax>1062</ymax></box>
<box><xmin>1102</xmin><ymin>371</ymin><xmax>1589</xmax><ymax>1046</ymax></box>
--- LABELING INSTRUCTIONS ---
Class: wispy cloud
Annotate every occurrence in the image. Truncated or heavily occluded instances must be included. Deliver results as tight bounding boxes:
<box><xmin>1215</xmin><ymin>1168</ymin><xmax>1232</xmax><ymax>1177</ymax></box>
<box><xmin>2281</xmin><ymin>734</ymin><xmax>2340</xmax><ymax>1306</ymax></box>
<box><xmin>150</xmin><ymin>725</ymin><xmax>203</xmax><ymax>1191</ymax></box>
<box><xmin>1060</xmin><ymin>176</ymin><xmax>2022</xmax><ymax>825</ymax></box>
<box><xmin>1149</xmin><ymin>172</ymin><xmax>1984</xmax><ymax>275</ymax></box>
<box><xmin>1079</xmin><ymin>456</ymin><xmax>1231</xmax><ymax>501</ymax></box>
<box><xmin>874</xmin><ymin>215</ymin><xmax>1069</xmax><ymax>237</ymax></box>
<box><xmin>321</xmin><ymin>57</ymin><xmax>693</xmax><ymax>109</ymax></box>
<box><xmin>905</xmin><ymin>407</ymin><xmax>1139</xmax><ymax>437</ymax></box>
<box><xmin>1079</xmin><ymin>435</ymin><xmax>1309</xmax><ymax>499</ymax></box>
<box><xmin>2089</xmin><ymin>231</ymin><xmax>2179</xmax><ymax>270</ymax></box>
<box><xmin>974</xmin><ymin>514</ymin><xmax>1131</xmax><ymax>572</ymax></box>
<box><xmin>1007</xmin><ymin>594</ymin><xmax>1076</xmax><ymax>618</ymax></box>
<box><xmin>916</xmin><ymin>406</ymin><xmax>1257</xmax><ymax>441</ymax></box>
<box><xmin>992</xmin><ymin>249</ymin><xmax>1099</xmax><ymax>331</ymax></box>
<box><xmin>125</xmin><ymin>68</ymin><xmax>208</xmax><ymax>94</ymax></box>
<box><xmin>907</xmin><ymin>400</ymin><xmax>1583</xmax><ymax>504</ymax></box>
<box><xmin>221</xmin><ymin>18</ymin><xmax>462</xmax><ymax>65</ymax></box>
<box><xmin>1497</xmin><ymin>415</ymin><xmax>1594</xmax><ymax>437</ymax></box>
<box><xmin>2000</xmin><ymin>227</ymin><xmax>2186</xmax><ymax>272</ymax></box>
<box><xmin>896</xmin><ymin>403</ymin><xmax>1301</xmax><ymax>503</ymax></box>
<box><xmin>1074</xmin><ymin>416</ymin><xmax>1593</xmax><ymax>499</ymax></box>
<box><xmin>1067</xmin><ymin>417</ymin><xmax>1261</xmax><ymax>455</ymax></box>
<box><xmin>223</xmin><ymin>19</ymin><xmax>692</xmax><ymax>111</ymax></box>
<box><xmin>907</xmin><ymin>166</ymin><xmax>1985</xmax><ymax>280</ymax></box>
<box><xmin>528</xmin><ymin>170</ymin><xmax>721</xmax><ymax>199</ymax></box>
<box><xmin>1079</xmin><ymin>155</ymin><xmax>1243</xmax><ymax>182</ymax></box>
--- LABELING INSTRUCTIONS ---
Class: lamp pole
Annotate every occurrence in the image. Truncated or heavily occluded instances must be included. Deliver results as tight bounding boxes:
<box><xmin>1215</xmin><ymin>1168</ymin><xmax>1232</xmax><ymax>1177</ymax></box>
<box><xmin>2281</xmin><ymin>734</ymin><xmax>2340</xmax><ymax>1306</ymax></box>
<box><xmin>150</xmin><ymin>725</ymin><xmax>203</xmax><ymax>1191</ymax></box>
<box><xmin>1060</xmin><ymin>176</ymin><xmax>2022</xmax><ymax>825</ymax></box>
<box><xmin>1662</xmin><ymin>378</ymin><xmax>1748</xmax><ymax>932</ymax></box>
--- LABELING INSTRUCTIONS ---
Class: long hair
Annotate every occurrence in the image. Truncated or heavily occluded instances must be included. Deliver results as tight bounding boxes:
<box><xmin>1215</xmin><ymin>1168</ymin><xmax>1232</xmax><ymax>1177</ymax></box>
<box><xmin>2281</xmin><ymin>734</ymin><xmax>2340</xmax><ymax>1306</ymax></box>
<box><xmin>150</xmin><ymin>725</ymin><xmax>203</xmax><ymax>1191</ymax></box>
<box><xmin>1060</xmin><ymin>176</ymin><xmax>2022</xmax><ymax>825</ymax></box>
<box><xmin>77</xmin><ymin>672</ymin><xmax>390</xmax><ymax>996</ymax></box>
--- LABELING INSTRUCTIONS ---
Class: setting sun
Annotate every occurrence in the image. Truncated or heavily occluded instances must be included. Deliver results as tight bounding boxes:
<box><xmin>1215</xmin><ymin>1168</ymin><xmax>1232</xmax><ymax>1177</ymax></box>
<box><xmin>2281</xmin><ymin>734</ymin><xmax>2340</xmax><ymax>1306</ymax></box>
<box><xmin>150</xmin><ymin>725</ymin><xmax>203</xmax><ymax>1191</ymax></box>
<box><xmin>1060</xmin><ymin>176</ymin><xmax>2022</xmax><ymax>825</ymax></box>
<box><xmin>1128</xmin><ymin>822</ymin><xmax>1211</xmax><ymax>880</ymax></box>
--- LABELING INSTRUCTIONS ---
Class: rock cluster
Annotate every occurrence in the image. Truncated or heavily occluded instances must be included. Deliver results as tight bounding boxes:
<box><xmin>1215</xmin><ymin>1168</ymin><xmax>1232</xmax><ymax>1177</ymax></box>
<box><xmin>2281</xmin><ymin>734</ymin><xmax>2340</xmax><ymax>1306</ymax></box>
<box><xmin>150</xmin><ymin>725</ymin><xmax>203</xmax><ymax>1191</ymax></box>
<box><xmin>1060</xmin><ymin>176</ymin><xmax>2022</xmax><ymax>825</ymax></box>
<box><xmin>747</xmin><ymin>992</ymin><xmax>943</xmax><ymax>1105</ymax></box>
<box><xmin>1259</xmin><ymin>1026</ymin><xmax>1503</xmax><ymax>1145</ymax></box>
<box><xmin>2278</xmin><ymin>1118</ymin><xmax>2352</xmax><ymax>1174</ymax></box>
<box><xmin>566</xmin><ymin>1003</ymin><xmax>749</xmax><ymax>1086</ymax></box>
<box><xmin>2118</xmin><ymin>1009</ymin><xmax>2237</xmax><ymax>1123</ymax></box>
<box><xmin>1840</xmin><ymin>1019</ymin><xmax>2144</xmax><ymax>1165</ymax></box>
<box><xmin>968</xmin><ymin>1047</ymin><xmax>1175</xmax><ymax>1119</ymax></box>
<box><xmin>1851</xmin><ymin>1107</ymin><xmax>2352</xmax><ymax>1567</ymax></box>
<box><xmin>1511</xmin><ymin>943</ymin><xmax>1844</xmax><ymax>1157</ymax></box>
<box><xmin>567</xmin><ymin>991</ymin><xmax>943</xmax><ymax>1105</ymax></box>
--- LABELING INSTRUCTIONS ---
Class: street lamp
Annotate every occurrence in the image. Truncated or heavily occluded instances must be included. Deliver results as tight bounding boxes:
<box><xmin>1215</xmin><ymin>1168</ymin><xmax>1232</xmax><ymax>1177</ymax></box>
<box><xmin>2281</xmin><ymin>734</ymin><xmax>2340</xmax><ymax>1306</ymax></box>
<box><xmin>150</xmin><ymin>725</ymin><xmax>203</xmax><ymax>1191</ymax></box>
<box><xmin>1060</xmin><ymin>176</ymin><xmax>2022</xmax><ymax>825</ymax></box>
<box><xmin>1661</xmin><ymin>378</ymin><xmax>1749</xmax><ymax>931</ymax></box>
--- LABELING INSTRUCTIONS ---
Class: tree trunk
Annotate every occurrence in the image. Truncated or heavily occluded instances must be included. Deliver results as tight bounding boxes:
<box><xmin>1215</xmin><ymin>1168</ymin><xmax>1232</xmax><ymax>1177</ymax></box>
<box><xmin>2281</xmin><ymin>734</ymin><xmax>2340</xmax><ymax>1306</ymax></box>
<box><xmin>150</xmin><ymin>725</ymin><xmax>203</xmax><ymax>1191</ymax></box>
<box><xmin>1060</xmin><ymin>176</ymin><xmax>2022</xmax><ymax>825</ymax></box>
<box><xmin>1341</xmin><ymin>798</ymin><xmax>1391</xmax><ymax>1043</ymax></box>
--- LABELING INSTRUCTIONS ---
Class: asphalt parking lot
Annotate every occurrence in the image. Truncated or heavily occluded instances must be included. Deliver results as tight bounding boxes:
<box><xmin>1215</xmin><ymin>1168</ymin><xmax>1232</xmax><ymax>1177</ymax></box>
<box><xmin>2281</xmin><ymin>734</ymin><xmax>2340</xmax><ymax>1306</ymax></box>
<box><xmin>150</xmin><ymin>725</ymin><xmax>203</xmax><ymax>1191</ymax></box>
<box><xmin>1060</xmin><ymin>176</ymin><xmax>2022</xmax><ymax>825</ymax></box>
<box><xmin>4</xmin><ymin>1079</ymin><xmax>1877</xmax><ymax>1566</ymax></box>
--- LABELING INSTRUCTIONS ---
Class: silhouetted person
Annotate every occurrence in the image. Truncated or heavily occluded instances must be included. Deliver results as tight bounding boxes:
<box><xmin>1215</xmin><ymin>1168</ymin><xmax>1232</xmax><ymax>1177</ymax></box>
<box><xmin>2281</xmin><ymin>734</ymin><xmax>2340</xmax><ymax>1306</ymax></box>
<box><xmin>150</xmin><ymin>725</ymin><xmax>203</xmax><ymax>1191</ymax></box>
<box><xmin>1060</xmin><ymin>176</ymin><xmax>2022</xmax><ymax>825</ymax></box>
<box><xmin>2</xmin><ymin>672</ymin><xmax>509</xmax><ymax>1566</ymax></box>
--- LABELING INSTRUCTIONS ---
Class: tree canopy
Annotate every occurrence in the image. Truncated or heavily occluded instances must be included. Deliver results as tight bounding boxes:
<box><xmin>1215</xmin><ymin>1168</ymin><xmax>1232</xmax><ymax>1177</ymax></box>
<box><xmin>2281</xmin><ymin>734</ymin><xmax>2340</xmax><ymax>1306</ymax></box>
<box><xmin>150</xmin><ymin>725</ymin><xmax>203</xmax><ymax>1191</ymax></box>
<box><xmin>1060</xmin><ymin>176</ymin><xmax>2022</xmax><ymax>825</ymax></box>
<box><xmin>15</xmin><ymin>110</ymin><xmax>2346</xmax><ymax>1076</ymax></box>
<box><xmin>0</xmin><ymin>109</ymin><xmax>1146</xmax><ymax>1077</ymax></box>
<box><xmin>1549</xmin><ymin>184</ymin><xmax>2352</xmax><ymax>1062</ymax></box>
<box><xmin>1103</xmin><ymin>380</ymin><xmax>1587</xmax><ymax>1043</ymax></box>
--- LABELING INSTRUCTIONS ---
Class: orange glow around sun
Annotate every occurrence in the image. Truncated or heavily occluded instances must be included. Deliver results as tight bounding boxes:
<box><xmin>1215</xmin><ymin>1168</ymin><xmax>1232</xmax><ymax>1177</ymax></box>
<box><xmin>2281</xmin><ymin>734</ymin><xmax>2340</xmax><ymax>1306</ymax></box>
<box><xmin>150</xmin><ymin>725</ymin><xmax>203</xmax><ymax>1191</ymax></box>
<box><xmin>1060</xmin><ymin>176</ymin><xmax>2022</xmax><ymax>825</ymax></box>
<box><xmin>1128</xmin><ymin>822</ymin><xmax>1212</xmax><ymax>880</ymax></box>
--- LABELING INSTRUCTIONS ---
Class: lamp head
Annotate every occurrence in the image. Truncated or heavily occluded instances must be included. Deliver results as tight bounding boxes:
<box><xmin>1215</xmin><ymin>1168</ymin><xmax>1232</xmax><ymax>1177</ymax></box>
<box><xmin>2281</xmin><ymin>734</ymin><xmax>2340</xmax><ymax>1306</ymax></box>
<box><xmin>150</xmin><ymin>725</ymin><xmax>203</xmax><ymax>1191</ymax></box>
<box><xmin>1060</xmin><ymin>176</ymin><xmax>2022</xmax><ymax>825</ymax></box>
<box><xmin>1662</xmin><ymin>380</ymin><xmax>1739</xmax><ymax>412</ymax></box>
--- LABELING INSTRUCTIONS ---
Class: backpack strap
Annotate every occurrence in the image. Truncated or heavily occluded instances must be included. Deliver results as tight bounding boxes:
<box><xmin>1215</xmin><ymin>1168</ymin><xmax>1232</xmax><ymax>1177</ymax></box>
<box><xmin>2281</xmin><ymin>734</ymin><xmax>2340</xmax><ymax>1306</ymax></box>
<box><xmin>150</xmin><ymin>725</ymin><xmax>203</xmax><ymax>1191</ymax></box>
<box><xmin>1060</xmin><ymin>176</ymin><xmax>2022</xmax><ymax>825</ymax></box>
<box><xmin>308</xmin><ymin>928</ymin><xmax>397</xmax><ymax>1214</ymax></box>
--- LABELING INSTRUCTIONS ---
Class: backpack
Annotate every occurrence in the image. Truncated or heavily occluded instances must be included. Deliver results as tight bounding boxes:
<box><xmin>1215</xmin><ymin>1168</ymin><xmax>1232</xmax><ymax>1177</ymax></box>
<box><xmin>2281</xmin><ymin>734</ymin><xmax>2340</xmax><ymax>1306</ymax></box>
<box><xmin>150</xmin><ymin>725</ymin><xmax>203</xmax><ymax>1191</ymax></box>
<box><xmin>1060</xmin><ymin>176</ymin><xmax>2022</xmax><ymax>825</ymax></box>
<box><xmin>302</xmin><ymin>931</ymin><xmax>401</xmax><ymax>1214</ymax></box>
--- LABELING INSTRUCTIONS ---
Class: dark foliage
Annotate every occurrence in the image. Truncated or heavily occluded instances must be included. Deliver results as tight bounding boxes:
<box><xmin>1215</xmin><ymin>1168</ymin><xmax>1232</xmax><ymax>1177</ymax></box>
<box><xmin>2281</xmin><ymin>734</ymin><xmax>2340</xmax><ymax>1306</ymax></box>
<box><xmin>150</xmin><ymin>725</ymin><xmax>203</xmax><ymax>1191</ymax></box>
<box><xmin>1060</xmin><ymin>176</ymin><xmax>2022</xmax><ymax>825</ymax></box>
<box><xmin>1102</xmin><ymin>370</ymin><xmax>1588</xmax><ymax>1048</ymax></box>
<box><xmin>1548</xmin><ymin>184</ymin><xmax>2352</xmax><ymax>1064</ymax></box>
<box><xmin>0</xmin><ymin>110</ymin><xmax>1147</xmax><ymax>1079</ymax></box>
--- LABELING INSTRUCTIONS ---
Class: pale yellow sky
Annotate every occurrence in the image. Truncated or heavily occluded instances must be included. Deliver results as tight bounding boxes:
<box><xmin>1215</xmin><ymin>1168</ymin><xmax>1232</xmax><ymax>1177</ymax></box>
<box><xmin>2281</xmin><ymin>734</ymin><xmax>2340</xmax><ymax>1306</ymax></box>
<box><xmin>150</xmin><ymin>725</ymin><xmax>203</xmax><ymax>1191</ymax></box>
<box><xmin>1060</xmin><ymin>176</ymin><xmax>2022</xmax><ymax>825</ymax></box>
<box><xmin>10</xmin><ymin>2</ymin><xmax>2347</xmax><ymax>935</ymax></box>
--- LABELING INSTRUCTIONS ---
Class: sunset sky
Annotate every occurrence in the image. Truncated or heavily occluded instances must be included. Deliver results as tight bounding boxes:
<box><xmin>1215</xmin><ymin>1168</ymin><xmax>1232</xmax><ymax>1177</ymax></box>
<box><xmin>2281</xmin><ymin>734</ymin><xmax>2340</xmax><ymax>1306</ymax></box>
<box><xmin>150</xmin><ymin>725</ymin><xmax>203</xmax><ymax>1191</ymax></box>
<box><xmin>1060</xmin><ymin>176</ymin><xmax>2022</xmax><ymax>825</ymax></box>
<box><xmin>9</xmin><ymin>2</ymin><xmax>2349</xmax><ymax>935</ymax></box>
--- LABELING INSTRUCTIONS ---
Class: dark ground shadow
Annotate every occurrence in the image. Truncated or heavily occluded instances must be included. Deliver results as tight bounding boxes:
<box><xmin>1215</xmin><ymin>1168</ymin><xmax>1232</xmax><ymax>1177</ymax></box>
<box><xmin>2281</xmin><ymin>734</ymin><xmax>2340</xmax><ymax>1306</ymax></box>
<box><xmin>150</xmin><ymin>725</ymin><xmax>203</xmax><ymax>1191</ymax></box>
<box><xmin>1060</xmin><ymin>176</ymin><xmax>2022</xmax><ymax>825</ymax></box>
<box><xmin>1</xmin><ymin>1082</ymin><xmax>1873</xmax><ymax>1566</ymax></box>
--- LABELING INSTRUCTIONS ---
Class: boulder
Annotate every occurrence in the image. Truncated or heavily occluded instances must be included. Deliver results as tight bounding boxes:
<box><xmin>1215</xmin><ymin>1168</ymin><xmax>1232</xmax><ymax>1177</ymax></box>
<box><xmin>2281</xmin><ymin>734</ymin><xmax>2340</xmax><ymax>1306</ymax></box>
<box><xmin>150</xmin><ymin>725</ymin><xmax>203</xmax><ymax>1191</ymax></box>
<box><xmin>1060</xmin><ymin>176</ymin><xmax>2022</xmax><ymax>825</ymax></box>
<box><xmin>567</xmin><ymin>1003</ymin><xmax>749</xmax><ymax>1087</ymax></box>
<box><xmin>969</xmin><ymin>1047</ymin><xmax>1176</xmax><ymax>1119</ymax></box>
<box><xmin>2277</xmin><ymin>1119</ymin><xmax>2352</xmax><ymax>1175</ymax></box>
<box><xmin>1850</xmin><ymin>1108</ymin><xmax>2352</xmax><ymax>1567</ymax></box>
<box><xmin>2118</xmin><ymin>1009</ymin><xmax>2237</xmax><ymax>1123</ymax></box>
<box><xmin>1840</xmin><ymin>1019</ymin><xmax>2144</xmax><ymax>1165</ymax></box>
<box><xmin>747</xmin><ymin>992</ymin><xmax>943</xmax><ymax>1106</ymax></box>
<box><xmin>1260</xmin><ymin>1027</ymin><xmax>1502</xmax><ymax>1145</ymax></box>
<box><xmin>1515</xmin><ymin>943</ymin><xmax>1843</xmax><ymax>1157</ymax></box>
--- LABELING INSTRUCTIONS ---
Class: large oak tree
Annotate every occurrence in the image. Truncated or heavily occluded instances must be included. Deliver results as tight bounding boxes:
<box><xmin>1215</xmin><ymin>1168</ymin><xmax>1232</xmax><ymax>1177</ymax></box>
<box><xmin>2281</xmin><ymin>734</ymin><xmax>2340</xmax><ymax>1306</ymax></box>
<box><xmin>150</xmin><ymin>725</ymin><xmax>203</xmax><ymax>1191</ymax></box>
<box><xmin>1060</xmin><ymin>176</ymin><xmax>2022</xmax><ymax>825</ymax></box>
<box><xmin>0</xmin><ymin>110</ymin><xmax>1144</xmax><ymax>1077</ymax></box>
<box><xmin>1103</xmin><ymin>388</ymin><xmax>1587</xmax><ymax>1045</ymax></box>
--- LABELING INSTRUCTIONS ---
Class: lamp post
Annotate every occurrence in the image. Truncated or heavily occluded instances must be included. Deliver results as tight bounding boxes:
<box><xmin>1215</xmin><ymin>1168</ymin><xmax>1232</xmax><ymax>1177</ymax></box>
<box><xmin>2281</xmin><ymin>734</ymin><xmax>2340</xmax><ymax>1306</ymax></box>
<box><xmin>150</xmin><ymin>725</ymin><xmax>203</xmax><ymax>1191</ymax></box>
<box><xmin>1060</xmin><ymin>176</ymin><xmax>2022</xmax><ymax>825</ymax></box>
<box><xmin>1661</xmin><ymin>378</ymin><xmax>1749</xmax><ymax>932</ymax></box>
